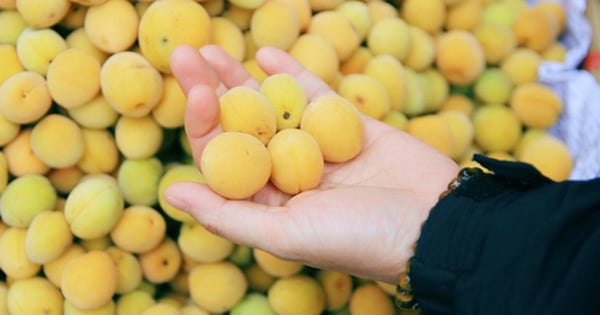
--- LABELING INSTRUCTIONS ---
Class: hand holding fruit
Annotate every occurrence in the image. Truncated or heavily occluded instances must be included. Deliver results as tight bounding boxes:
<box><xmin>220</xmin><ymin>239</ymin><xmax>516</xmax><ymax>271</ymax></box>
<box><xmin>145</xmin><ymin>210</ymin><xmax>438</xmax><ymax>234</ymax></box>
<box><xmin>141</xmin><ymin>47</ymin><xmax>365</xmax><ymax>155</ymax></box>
<box><xmin>164</xmin><ymin>44</ymin><xmax>459</xmax><ymax>284</ymax></box>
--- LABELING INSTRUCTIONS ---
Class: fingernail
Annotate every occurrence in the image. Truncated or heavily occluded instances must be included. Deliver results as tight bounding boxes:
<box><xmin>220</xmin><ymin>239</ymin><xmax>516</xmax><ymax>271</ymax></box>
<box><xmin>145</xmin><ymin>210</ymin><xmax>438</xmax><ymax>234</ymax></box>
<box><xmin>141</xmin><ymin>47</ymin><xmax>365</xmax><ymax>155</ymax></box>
<box><xmin>164</xmin><ymin>192</ymin><xmax>189</xmax><ymax>212</ymax></box>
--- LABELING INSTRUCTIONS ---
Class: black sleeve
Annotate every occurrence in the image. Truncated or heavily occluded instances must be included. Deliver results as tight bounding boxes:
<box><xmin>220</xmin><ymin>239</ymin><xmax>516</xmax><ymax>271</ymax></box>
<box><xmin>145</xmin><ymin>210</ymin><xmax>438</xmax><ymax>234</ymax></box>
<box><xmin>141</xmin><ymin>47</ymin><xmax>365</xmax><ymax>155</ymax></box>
<box><xmin>410</xmin><ymin>154</ymin><xmax>600</xmax><ymax>315</ymax></box>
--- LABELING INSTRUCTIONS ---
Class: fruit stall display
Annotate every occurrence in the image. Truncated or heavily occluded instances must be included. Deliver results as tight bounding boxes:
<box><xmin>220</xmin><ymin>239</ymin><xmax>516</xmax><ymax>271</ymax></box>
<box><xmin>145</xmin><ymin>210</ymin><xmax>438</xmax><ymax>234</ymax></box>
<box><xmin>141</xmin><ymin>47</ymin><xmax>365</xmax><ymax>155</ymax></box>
<box><xmin>0</xmin><ymin>0</ymin><xmax>592</xmax><ymax>314</ymax></box>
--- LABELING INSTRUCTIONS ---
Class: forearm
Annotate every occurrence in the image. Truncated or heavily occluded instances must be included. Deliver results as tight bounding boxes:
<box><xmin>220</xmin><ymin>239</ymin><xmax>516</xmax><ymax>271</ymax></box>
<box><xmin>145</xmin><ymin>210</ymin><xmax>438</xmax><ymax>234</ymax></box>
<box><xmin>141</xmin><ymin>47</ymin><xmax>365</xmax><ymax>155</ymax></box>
<box><xmin>407</xmin><ymin>155</ymin><xmax>600</xmax><ymax>315</ymax></box>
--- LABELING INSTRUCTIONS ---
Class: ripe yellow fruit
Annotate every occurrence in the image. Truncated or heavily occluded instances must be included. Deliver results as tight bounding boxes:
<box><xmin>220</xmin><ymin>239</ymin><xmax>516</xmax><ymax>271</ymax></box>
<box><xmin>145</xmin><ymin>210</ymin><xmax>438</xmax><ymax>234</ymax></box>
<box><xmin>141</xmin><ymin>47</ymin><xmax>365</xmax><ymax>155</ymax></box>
<box><xmin>117</xmin><ymin>158</ymin><xmax>163</xmax><ymax>206</ymax></box>
<box><xmin>348</xmin><ymin>283</ymin><xmax>395</xmax><ymax>315</ymax></box>
<box><xmin>0</xmin><ymin>110</ymin><xmax>18</xmax><ymax>147</ymax></box>
<box><xmin>0</xmin><ymin>282</ymin><xmax>7</xmax><ymax>315</ymax></box>
<box><xmin>254</xmin><ymin>248</ymin><xmax>304</xmax><ymax>277</ymax></box>
<box><xmin>245</xmin><ymin>263</ymin><xmax>276</xmax><ymax>292</ymax></box>
<box><xmin>0</xmin><ymin>174</ymin><xmax>56</xmax><ymax>228</ymax></box>
<box><xmin>64</xmin><ymin>300</ymin><xmax>116</xmax><ymax>315</ymax></box>
<box><xmin>0</xmin><ymin>44</ymin><xmax>24</xmax><ymax>85</ymax></box>
<box><xmin>475</xmin><ymin>21</ymin><xmax>516</xmax><ymax>65</ymax></box>
<box><xmin>106</xmin><ymin>246</ymin><xmax>143</xmax><ymax>294</ymax></box>
<box><xmin>110</xmin><ymin>205</ymin><xmax>166</xmax><ymax>254</ymax></box>
<box><xmin>421</xmin><ymin>68</ymin><xmax>449</xmax><ymax>112</ymax></box>
<box><xmin>0</xmin><ymin>152</ymin><xmax>7</xmax><ymax>194</ymax></box>
<box><xmin>42</xmin><ymin>244</ymin><xmax>85</xmax><ymax>287</ymax></box>
<box><xmin>46</xmin><ymin>48</ymin><xmax>100</xmax><ymax>108</ymax></box>
<box><xmin>0</xmin><ymin>71</ymin><xmax>52</xmax><ymax>124</ymax></box>
<box><xmin>402</xmin><ymin>68</ymin><xmax>426</xmax><ymax>116</ymax></box>
<box><xmin>250</xmin><ymin>0</ymin><xmax>299</xmax><ymax>50</ymax></box>
<box><xmin>381</xmin><ymin>110</ymin><xmax>408</xmax><ymax>131</ymax></box>
<box><xmin>211</xmin><ymin>16</ymin><xmax>245</xmax><ymax>62</ymax></box>
<box><xmin>404</xmin><ymin>25</ymin><xmax>436</xmax><ymax>71</ymax></box>
<box><xmin>335</xmin><ymin>0</ymin><xmax>371</xmax><ymax>41</ymax></box>
<box><xmin>513</xmin><ymin>5</ymin><xmax>560</xmax><ymax>53</ymax></box>
<box><xmin>288</xmin><ymin>33</ymin><xmax>339</xmax><ymax>85</ymax></box>
<box><xmin>67</xmin><ymin>94</ymin><xmax>119</xmax><ymax>129</ymax></box>
<box><xmin>364</xmin><ymin>54</ymin><xmax>408</xmax><ymax>111</ymax></box>
<box><xmin>268</xmin><ymin>275</ymin><xmax>326</xmax><ymax>315</ymax></box>
<box><xmin>518</xmin><ymin>133</ymin><xmax>573</xmax><ymax>182</ymax></box>
<box><xmin>259</xmin><ymin>73</ymin><xmax>308</xmax><ymax>130</ymax></box>
<box><xmin>366</xmin><ymin>0</ymin><xmax>397</xmax><ymax>24</ymax></box>
<box><xmin>16</xmin><ymin>0</ymin><xmax>70</xmax><ymax>28</ymax></box>
<box><xmin>316</xmin><ymin>270</ymin><xmax>353</xmax><ymax>311</ymax></box>
<box><xmin>228</xmin><ymin>0</ymin><xmax>265</xmax><ymax>10</ymax></box>
<box><xmin>115</xmin><ymin>290</ymin><xmax>155</xmax><ymax>315</ymax></box>
<box><xmin>337</xmin><ymin>73</ymin><xmax>391</xmax><ymax>120</ymax></box>
<box><xmin>267</xmin><ymin>128</ymin><xmax>324</xmax><ymax>194</ymax></box>
<box><xmin>219</xmin><ymin>86</ymin><xmax>277</xmax><ymax>144</ymax></box>
<box><xmin>3</xmin><ymin>129</ymin><xmax>50</xmax><ymax>176</ymax></box>
<box><xmin>64</xmin><ymin>173</ymin><xmax>125</xmax><ymax>240</ymax></box>
<box><xmin>366</xmin><ymin>17</ymin><xmax>411</xmax><ymax>62</ymax></box>
<box><xmin>100</xmin><ymin>51</ymin><xmax>164</xmax><ymax>117</ymax></box>
<box><xmin>401</xmin><ymin>0</ymin><xmax>446</xmax><ymax>34</ymax></box>
<box><xmin>115</xmin><ymin>115</ymin><xmax>164</xmax><ymax>159</ymax></box>
<box><xmin>473</xmin><ymin>68</ymin><xmax>514</xmax><ymax>105</ymax></box>
<box><xmin>61</xmin><ymin>250</ymin><xmax>118</xmax><ymax>310</ymax></box>
<box><xmin>280</xmin><ymin>0</ymin><xmax>312</xmax><ymax>31</ymax></box>
<box><xmin>473</xmin><ymin>104</ymin><xmax>522</xmax><ymax>153</ymax></box>
<box><xmin>482</xmin><ymin>1</ymin><xmax>521</xmax><ymax>28</ymax></box>
<box><xmin>177</xmin><ymin>222</ymin><xmax>235</xmax><ymax>263</ymax></box>
<box><xmin>307</xmin><ymin>0</ymin><xmax>343</xmax><ymax>12</ymax></box>
<box><xmin>0</xmin><ymin>10</ymin><xmax>28</xmax><ymax>45</ymax></box>
<box><xmin>138</xmin><ymin>237</ymin><xmax>182</xmax><ymax>284</ymax></box>
<box><xmin>77</xmin><ymin>128</ymin><xmax>120</xmax><ymax>174</ymax></box>
<box><xmin>140</xmin><ymin>303</ymin><xmax>180</xmax><ymax>315</ymax></box>
<box><xmin>157</xmin><ymin>164</ymin><xmax>205</xmax><ymax>222</ymax></box>
<box><xmin>138</xmin><ymin>0</ymin><xmax>211</xmax><ymax>73</ymax></box>
<box><xmin>510</xmin><ymin>82</ymin><xmax>563</xmax><ymax>129</ymax></box>
<box><xmin>189</xmin><ymin>261</ymin><xmax>248</xmax><ymax>314</ymax></box>
<box><xmin>340</xmin><ymin>46</ymin><xmax>373</xmax><ymax>75</ymax></box>
<box><xmin>79</xmin><ymin>235</ymin><xmax>112</xmax><ymax>252</ymax></box>
<box><xmin>30</xmin><ymin>114</ymin><xmax>84</xmax><ymax>168</ymax></box>
<box><xmin>151</xmin><ymin>74</ymin><xmax>187</xmax><ymax>128</ymax></box>
<box><xmin>307</xmin><ymin>10</ymin><xmax>360</xmax><ymax>61</ymax></box>
<box><xmin>65</xmin><ymin>27</ymin><xmax>109</xmax><ymax>64</ymax></box>
<box><xmin>406</xmin><ymin>114</ymin><xmax>455</xmax><ymax>156</ymax></box>
<box><xmin>201</xmin><ymin>131</ymin><xmax>272</xmax><ymax>199</ymax></box>
<box><xmin>231</xmin><ymin>293</ymin><xmax>276</xmax><ymax>315</ymax></box>
<box><xmin>59</xmin><ymin>3</ymin><xmax>87</xmax><ymax>30</ymax></box>
<box><xmin>0</xmin><ymin>227</ymin><xmax>41</xmax><ymax>279</ymax></box>
<box><xmin>500</xmin><ymin>47</ymin><xmax>542</xmax><ymax>85</ymax></box>
<box><xmin>7</xmin><ymin>277</ymin><xmax>63</xmax><ymax>315</ymax></box>
<box><xmin>300</xmin><ymin>94</ymin><xmax>365</xmax><ymax>163</ymax></box>
<box><xmin>47</xmin><ymin>167</ymin><xmax>83</xmax><ymax>196</ymax></box>
<box><xmin>440</xmin><ymin>93</ymin><xmax>475</xmax><ymax>117</ymax></box>
<box><xmin>435</xmin><ymin>30</ymin><xmax>485</xmax><ymax>86</ymax></box>
<box><xmin>84</xmin><ymin>0</ymin><xmax>139</xmax><ymax>53</ymax></box>
<box><xmin>542</xmin><ymin>41</ymin><xmax>568</xmax><ymax>62</ymax></box>
<box><xmin>445</xmin><ymin>0</ymin><xmax>483</xmax><ymax>31</ymax></box>
<box><xmin>439</xmin><ymin>110</ymin><xmax>475</xmax><ymax>160</ymax></box>
<box><xmin>25</xmin><ymin>211</ymin><xmax>73</xmax><ymax>264</ymax></box>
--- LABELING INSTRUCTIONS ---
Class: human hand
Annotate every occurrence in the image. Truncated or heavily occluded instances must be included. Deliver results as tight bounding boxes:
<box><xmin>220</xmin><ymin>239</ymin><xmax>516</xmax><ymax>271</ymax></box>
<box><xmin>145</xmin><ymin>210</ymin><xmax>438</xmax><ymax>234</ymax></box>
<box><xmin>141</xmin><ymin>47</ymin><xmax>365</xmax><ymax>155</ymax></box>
<box><xmin>163</xmin><ymin>44</ymin><xmax>459</xmax><ymax>284</ymax></box>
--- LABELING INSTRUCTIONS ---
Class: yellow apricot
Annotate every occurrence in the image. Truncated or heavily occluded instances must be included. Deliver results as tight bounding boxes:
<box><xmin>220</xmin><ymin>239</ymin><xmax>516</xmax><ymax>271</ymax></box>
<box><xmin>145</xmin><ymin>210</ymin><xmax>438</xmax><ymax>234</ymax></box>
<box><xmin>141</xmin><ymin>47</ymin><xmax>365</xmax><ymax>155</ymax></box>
<box><xmin>110</xmin><ymin>205</ymin><xmax>166</xmax><ymax>254</ymax></box>
<box><xmin>404</xmin><ymin>25</ymin><xmax>436</xmax><ymax>71</ymax></box>
<box><xmin>439</xmin><ymin>110</ymin><xmax>475</xmax><ymax>161</ymax></box>
<box><xmin>115</xmin><ymin>115</ymin><xmax>164</xmax><ymax>159</ymax></box>
<box><xmin>254</xmin><ymin>248</ymin><xmax>304</xmax><ymax>277</ymax></box>
<box><xmin>364</xmin><ymin>54</ymin><xmax>408</xmax><ymax>111</ymax></box>
<box><xmin>280</xmin><ymin>0</ymin><xmax>312</xmax><ymax>31</ymax></box>
<box><xmin>46</xmin><ymin>48</ymin><xmax>101</xmax><ymax>109</ymax></box>
<box><xmin>300</xmin><ymin>94</ymin><xmax>365</xmax><ymax>163</ymax></box>
<box><xmin>64</xmin><ymin>173</ymin><xmax>124</xmax><ymax>240</ymax></box>
<box><xmin>0</xmin><ymin>174</ymin><xmax>56</xmax><ymax>228</ymax></box>
<box><xmin>439</xmin><ymin>94</ymin><xmax>475</xmax><ymax>116</ymax></box>
<box><xmin>61</xmin><ymin>250</ymin><xmax>118</xmax><ymax>310</ymax></box>
<box><xmin>366</xmin><ymin>0</ymin><xmax>396</xmax><ymax>24</ymax></box>
<box><xmin>337</xmin><ymin>73</ymin><xmax>391</xmax><ymax>120</ymax></box>
<box><xmin>0</xmin><ymin>152</ymin><xmax>7</xmax><ymax>194</ymax></box>
<box><xmin>211</xmin><ymin>16</ymin><xmax>245</xmax><ymax>61</ymax></box>
<box><xmin>316</xmin><ymin>270</ymin><xmax>353</xmax><ymax>311</ymax></box>
<box><xmin>3</xmin><ymin>129</ymin><xmax>50</xmax><ymax>176</ymax></box>
<box><xmin>435</xmin><ymin>30</ymin><xmax>485</xmax><ymax>86</ymax></box>
<box><xmin>510</xmin><ymin>82</ymin><xmax>563</xmax><ymax>129</ymax></box>
<box><xmin>106</xmin><ymin>246</ymin><xmax>143</xmax><ymax>294</ymax></box>
<box><xmin>245</xmin><ymin>263</ymin><xmax>276</xmax><ymax>292</ymax></box>
<box><xmin>335</xmin><ymin>0</ymin><xmax>371</xmax><ymax>41</ymax></box>
<box><xmin>259</xmin><ymin>73</ymin><xmax>308</xmax><ymax>130</ymax></box>
<box><xmin>513</xmin><ymin>5</ymin><xmax>560</xmax><ymax>53</ymax></box>
<box><xmin>25</xmin><ymin>211</ymin><xmax>73</xmax><ymax>264</ymax></box>
<box><xmin>268</xmin><ymin>275</ymin><xmax>325</xmax><ymax>315</ymax></box>
<box><xmin>0</xmin><ymin>227</ymin><xmax>41</xmax><ymax>279</ymax></box>
<box><xmin>381</xmin><ymin>110</ymin><xmax>408</xmax><ymax>131</ymax></box>
<box><xmin>0</xmin><ymin>71</ymin><xmax>52</xmax><ymax>124</ymax></box>
<box><xmin>138</xmin><ymin>237</ymin><xmax>182</xmax><ymax>284</ymax></box>
<box><xmin>500</xmin><ymin>48</ymin><xmax>542</xmax><ymax>85</ymax></box>
<box><xmin>115</xmin><ymin>290</ymin><xmax>155</xmax><ymax>315</ymax></box>
<box><xmin>445</xmin><ymin>0</ymin><xmax>483</xmax><ymax>31</ymax></box>
<box><xmin>307</xmin><ymin>10</ymin><xmax>360</xmax><ymax>61</ymax></box>
<box><xmin>519</xmin><ymin>134</ymin><xmax>573</xmax><ymax>182</ymax></box>
<box><xmin>67</xmin><ymin>94</ymin><xmax>119</xmax><ymax>129</ymax></box>
<box><xmin>250</xmin><ymin>0</ymin><xmax>299</xmax><ymax>50</ymax></box>
<box><xmin>289</xmin><ymin>33</ymin><xmax>339</xmax><ymax>85</ymax></box>
<box><xmin>157</xmin><ymin>164</ymin><xmax>205</xmax><ymax>223</ymax></box>
<box><xmin>59</xmin><ymin>3</ymin><xmax>87</xmax><ymax>30</ymax></box>
<box><xmin>150</xmin><ymin>75</ymin><xmax>187</xmax><ymax>129</ymax></box>
<box><xmin>84</xmin><ymin>0</ymin><xmax>139</xmax><ymax>53</ymax></box>
<box><xmin>117</xmin><ymin>157</ymin><xmax>164</xmax><ymax>206</ymax></box>
<box><xmin>65</xmin><ymin>27</ymin><xmax>109</xmax><ymax>64</ymax></box>
<box><xmin>475</xmin><ymin>21</ymin><xmax>516</xmax><ymax>65</ymax></box>
<box><xmin>178</xmin><ymin>222</ymin><xmax>235</xmax><ymax>263</ymax></box>
<box><xmin>542</xmin><ymin>41</ymin><xmax>568</xmax><ymax>62</ymax></box>
<box><xmin>15</xmin><ymin>0</ymin><xmax>70</xmax><ymax>28</ymax></box>
<box><xmin>340</xmin><ymin>46</ymin><xmax>373</xmax><ymax>75</ymax></box>
<box><xmin>366</xmin><ymin>17</ymin><xmax>411</xmax><ymax>62</ymax></box>
<box><xmin>405</xmin><ymin>114</ymin><xmax>454</xmax><ymax>157</ymax></box>
<box><xmin>348</xmin><ymin>284</ymin><xmax>395</xmax><ymax>315</ymax></box>
<box><xmin>0</xmin><ymin>10</ymin><xmax>27</xmax><ymax>45</ymax></box>
<box><xmin>0</xmin><ymin>44</ymin><xmax>24</xmax><ymax>85</ymax></box>
<box><xmin>30</xmin><ymin>114</ymin><xmax>84</xmax><ymax>168</ymax></box>
<box><xmin>473</xmin><ymin>68</ymin><xmax>514</xmax><ymax>105</ymax></box>
<box><xmin>401</xmin><ymin>0</ymin><xmax>446</xmax><ymax>34</ymax></box>
<box><xmin>77</xmin><ymin>128</ymin><xmax>120</xmax><ymax>174</ymax></box>
<box><xmin>201</xmin><ymin>131</ymin><xmax>272</xmax><ymax>199</ymax></box>
<box><xmin>7</xmin><ymin>277</ymin><xmax>63</xmax><ymax>315</ymax></box>
<box><xmin>189</xmin><ymin>262</ymin><xmax>247</xmax><ymax>313</ymax></box>
<box><xmin>0</xmin><ymin>111</ymin><xmax>19</xmax><ymax>147</ymax></box>
<box><xmin>473</xmin><ymin>104</ymin><xmax>522</xmax><ymax>152</ymax></box>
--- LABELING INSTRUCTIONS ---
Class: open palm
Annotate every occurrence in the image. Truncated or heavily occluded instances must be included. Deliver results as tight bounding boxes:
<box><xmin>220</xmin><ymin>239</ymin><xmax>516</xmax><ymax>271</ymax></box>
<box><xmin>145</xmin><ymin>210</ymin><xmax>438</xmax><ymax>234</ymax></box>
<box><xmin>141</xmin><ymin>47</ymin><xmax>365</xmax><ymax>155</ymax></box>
<box><xmin>164</xmin><ymin>45</ymin><xmax>459</xmax><ymax>283</ymax></box>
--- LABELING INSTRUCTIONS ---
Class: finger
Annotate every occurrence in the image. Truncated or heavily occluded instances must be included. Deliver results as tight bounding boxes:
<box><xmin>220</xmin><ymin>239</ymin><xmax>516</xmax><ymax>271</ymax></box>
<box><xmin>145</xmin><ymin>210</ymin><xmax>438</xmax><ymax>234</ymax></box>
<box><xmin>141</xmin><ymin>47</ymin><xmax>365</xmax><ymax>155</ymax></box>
<box><xmin>170</xmin><ymin>44</ymin><xmax>220</xmax><ymax>95</ymax></box>
<box><xmin>199</xmin><ymin>45</ymin><xmax>260</xmax><ymax>91</ymax></box>
<box><xmin>184</xmin><ymin>84</ymin><xmax>223</xmax><ymax>162</ymax></box>
<box><xmin>163</xmin><ymin>182</ymin><xmax>291</xmax><ymax>253</ymax></box>
<box><xmin>255</xmin><ymin>46</ymin><xmax>334</xmax><ymax>100</ymax></box>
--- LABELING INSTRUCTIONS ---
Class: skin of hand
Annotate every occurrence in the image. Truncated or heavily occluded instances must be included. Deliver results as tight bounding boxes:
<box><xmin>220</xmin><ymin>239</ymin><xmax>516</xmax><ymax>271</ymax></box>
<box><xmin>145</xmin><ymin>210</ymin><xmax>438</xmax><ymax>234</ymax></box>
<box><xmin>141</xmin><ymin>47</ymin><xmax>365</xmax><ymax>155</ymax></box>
<box><xmin>163</xmin><ymin>44</ymin><xmax>459</xmax><ymax>284</ymax></box>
